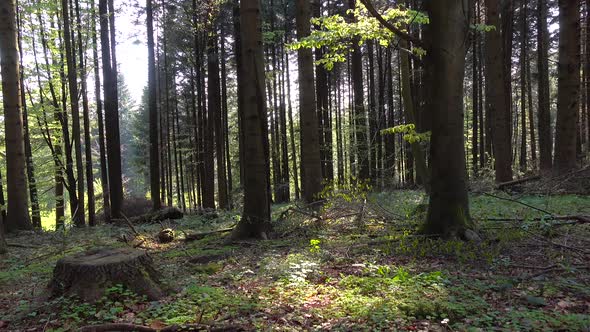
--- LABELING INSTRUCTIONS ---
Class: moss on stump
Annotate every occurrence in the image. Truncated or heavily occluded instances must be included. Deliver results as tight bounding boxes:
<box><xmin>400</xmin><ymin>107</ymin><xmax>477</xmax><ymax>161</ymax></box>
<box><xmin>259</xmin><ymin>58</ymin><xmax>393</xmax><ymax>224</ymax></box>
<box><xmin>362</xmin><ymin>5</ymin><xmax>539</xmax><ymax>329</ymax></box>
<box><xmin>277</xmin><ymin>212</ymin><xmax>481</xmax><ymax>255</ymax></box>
<box><xmin>49</xmin><ymin>247</ymin><xmax>164</xmax><ymax>302</ymax></box>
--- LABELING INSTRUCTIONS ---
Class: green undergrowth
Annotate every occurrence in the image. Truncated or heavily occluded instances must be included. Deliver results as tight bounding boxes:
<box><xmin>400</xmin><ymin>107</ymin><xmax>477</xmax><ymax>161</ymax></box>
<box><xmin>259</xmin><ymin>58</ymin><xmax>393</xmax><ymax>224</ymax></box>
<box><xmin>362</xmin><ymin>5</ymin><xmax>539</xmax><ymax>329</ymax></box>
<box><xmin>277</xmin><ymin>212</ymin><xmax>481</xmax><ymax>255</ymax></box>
<box><xmin>1</xmin><ymin>191</ymin><xmax>589</xmax><ymax>331</ymax></box>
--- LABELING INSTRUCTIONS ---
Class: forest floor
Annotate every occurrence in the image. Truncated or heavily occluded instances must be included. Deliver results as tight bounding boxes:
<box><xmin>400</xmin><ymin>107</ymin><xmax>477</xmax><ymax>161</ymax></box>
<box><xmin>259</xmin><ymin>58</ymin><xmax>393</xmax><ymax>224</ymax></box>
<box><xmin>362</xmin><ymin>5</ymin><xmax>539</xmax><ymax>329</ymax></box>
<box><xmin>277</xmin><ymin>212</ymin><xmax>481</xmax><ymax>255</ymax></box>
<box><xmin>1</xmin><ymin>190</ymin><xmax>590</xmax><ymax>331</ymax></box>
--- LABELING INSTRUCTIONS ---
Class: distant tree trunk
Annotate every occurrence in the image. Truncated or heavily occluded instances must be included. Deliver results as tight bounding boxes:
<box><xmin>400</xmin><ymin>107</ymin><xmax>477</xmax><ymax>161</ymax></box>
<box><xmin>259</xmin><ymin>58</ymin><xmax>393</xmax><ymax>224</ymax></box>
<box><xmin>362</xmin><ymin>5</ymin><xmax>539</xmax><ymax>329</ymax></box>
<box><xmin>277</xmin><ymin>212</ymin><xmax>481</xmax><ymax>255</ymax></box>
<box><xmin>399</xmin><ymin>38</ymin><xmax>430</xmax><ymax>191</ymax></box>
<box><xmin>62</xmin><ymin>0</ymin><xmax>85</xmax><ymax>227</ymax></box>
<box><xmin>220</xmin><ymin>26</ymin><xmax>234</xmax><ymax>206</ymax></box>
<box><xmin>423</xmin><ymin>0</ymin><xmax>472</xmax><ymax>238</ymax></box>
<box><xmin>91</xmin><ymin>0</ymin><xmax>110</xmax><ymax>222</ymax></box>
<box><xmin>537</xmin><ymin>0</ymin><xmax>552</xmax><ymax>172</ymax></box>
<box><xmin>472</xmin><ymin>15</ymin><xmax>480</xmax><ymax>175</ymax></box>
<box><xmin>0</xmin><ymin>0</ymin><xmax>33</xmax><ymax>232</ymax></box>
<box><xmin>230</xmin><ymin>0</ymin><xmax>272</xmax><ymax>240</ymax></box>
<box><xmin>484</xmin><ymin>0</ymin><xmax>513</xmax><ymax>183</ymax></box>
<box><xmin>147</xmin><ymin>0</ymin><xmax>161</xmax><ymax>210</ymax></box>
<box><xmin>209</xmin><ymin>30</ymin><xmax>228</xmax><ymax>209</ymax></box>
<box><xmin>296</xmin><ymin>0</ymin><xmax>323</xmax><ymax>205</ymax></box>
<box><xmin>519</xmin><ymin>0</ymin><xmax>528</xmax><ymax>172</ymax></box>
<box><xmin>0</xmin><ymin>168</ymin><xmax>6</xmax><ymax>251</ymax></box>
<box><xmin>348</xmin><ymin>0</ymin><xmax>370</xmax><ymax>181</ymax></box>
<box><xmin>203</xmin><ymin>29</ymin><xmax>219</xmax><ymax>210</ymax></box>
<box><xmin>285</xmin><ymin>50</ymin><xmax>301</xmax><ymax>200</ymax></box>
<box><xmin>100</xmin><ymin>0</ymin><xmax>124</xmax><ymax>218</ymax></box>
<box><xmin>38</xmin><ymin>12</ymin><xmax>66</xmax><ymax>228</ymax></box>
<box><xmin>554</xmin><ymin>0</ymin><xmax>581</xmax><ymax>174</ymax></box>
<box><xmin>232</xmin><ymin>0</ymin><xmax>245</xmax><ymax>187</ymax></box>
<box><xmin>75</xmin><ymin>0</ymin><xmax>95</xmax><ymax>226</ymax></box>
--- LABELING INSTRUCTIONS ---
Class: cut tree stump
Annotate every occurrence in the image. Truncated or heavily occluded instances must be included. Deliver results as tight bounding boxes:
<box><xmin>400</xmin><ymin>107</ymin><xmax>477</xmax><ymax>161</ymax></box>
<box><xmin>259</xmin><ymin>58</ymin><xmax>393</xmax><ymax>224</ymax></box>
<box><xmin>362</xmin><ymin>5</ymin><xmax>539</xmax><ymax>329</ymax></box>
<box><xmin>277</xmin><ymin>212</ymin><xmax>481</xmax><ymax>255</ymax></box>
<box><xmin>49</xmin><ymin>247</ymin><xmax>165</xmax><ymax>302</ymax></box>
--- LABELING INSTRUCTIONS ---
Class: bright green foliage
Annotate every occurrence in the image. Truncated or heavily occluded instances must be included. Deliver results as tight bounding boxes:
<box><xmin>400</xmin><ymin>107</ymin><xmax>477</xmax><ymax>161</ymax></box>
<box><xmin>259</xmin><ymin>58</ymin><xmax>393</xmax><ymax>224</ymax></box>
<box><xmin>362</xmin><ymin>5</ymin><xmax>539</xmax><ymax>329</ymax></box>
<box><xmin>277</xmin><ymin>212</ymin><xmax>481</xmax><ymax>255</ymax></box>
<box><xmin>289</xmin><ymin>3</ymin><xmax>428</xmax><ymax>70</ymax></box>
<box><xmin>381</xmin><ymin>123</ymin><xmax>431</xmax><ymax>144</ymax></box>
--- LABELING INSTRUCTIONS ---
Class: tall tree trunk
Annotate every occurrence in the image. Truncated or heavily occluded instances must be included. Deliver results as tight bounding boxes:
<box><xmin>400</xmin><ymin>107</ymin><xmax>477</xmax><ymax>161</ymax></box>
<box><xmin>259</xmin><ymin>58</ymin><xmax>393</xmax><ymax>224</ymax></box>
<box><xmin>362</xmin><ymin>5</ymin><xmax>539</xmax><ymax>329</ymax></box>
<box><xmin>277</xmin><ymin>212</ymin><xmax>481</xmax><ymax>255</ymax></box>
<box><xmin>537</xmin><ymin>0</ymin><xmax>552</xmax><ymax>172</ymax></box>
<box><xmin>91</xmin><ymin>0</ymin><xmax>110</xmax><ymax>222</ymax></box>
<box><xmin>147</xmin><ymin>0</ymin><xmax>161</xmax><ymax>210</ymax></box>
<box><xmin>100</xmin><ymin>0</ymin><xmax>124</xmax><ymax>218</ymax></box>
<box><xmin>348</xmin><ymin>0</ymin><xmax>370</xmax><ymax>181</ymax></box>
<box><xmin>62</xmin><ymin>0</ymin><xmax>85</xmax><ymax>227</ymax></box>
<box><xmin>554</xmin><ymin>0</ymin><xmax>581</xmax><ymax>174</ymax></box>
<box><xmin>0</xmin><ymin>168</ymin><xmax>6</xmax><ymax>252</ymax></box>
<box><xmin>211</xmin><ymin>30</ymin><xmax>228</xmax><ymax>209</ymax></box>
<box><xmin>230</xmin><ymin>0</ymin><xmax>272</xmax><ymax>240</ymax></box>
<box><xmin>423</xmin><ymin>0</ymin><xmax>472</xmax><ymax>238</ymax></box>
<box><xmin>296</xmin><ymin>0</ymin><xmax>323</xmax><ymax>205</ymax></box>
<box><xmin>75</xmin><ymin>0</ymin><xmax>95</xmax><ymax>226</ymax></box>
<box><xmin>285</xmin><ymin>50</ymin><xmax>300</xmax><ymax>200</ymax></box>
<box><xmin>484</xmin><ymin>0</ymin><xmax>513</xmax><ymax>183</ymax></box>
<box><xmin>519</xmin><ymin>0</ymin><xmax>528</xmax><ymax>172</ymax></box>
<box><xmin>16</xmin><ymin>12</ymin><xmax>41</xmax><ymax>229</ymax></box>
<box><xmin>0</xmin><ymin>0</ymin><xmax>33</xmax><ymax>232</ymax></box>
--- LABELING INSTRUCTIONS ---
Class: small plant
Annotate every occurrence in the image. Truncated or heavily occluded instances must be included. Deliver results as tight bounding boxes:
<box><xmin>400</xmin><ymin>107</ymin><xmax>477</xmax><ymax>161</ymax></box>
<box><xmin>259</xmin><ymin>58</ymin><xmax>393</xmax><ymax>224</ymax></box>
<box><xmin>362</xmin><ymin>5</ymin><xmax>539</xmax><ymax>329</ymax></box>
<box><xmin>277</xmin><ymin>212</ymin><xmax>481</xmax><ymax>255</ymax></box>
<box><xmin>309</xmin><ymin>239</ymin><xmax>321</xmax><ymax>253</ymax></box>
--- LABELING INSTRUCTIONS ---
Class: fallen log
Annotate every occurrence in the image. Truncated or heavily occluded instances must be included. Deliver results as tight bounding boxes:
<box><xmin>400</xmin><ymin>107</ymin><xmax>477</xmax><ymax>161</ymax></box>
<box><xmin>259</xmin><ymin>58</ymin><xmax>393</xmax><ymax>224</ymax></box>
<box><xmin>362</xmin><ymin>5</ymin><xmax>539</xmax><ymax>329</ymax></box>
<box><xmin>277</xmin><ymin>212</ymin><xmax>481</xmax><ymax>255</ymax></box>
<box><xmin>496</xmin><ymin>175</ymin><xmax>541</xmax><ymax>190</ymax></box>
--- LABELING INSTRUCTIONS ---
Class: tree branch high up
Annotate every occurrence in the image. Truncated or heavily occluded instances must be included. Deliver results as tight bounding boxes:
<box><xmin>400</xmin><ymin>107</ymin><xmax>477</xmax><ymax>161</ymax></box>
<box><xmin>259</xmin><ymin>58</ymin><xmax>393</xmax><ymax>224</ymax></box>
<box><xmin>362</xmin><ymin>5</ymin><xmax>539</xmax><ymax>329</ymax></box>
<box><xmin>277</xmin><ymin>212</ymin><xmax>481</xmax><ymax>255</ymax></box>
<box><xmin>358</xmin><ymin>0</ymin><xmax>424</xmax><ymax>47</ymax></box>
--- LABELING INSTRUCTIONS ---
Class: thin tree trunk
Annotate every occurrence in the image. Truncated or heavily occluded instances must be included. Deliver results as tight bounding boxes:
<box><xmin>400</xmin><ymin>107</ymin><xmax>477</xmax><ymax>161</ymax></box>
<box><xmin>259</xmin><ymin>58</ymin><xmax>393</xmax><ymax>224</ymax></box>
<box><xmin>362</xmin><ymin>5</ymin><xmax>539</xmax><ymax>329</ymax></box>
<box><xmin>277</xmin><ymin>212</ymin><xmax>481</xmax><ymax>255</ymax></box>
<box><xmin>537</xmin><ymin>0</ymin><xmax>552</xmax><ymax>172</ymax></box>
<box><xmin>75</xmin><ymin>0</ymin><xmax>95</xmax><ymax>226</ymax></box>
<box><xmin>147</xmin><ymin>0</ymin><xmax>161</xmax><ymax>210</ymax></box>
<box><xmin>91</xmin><ymin>0</ymin><xmax>110</xmax><ymax>222</ymax></box>
<box><xmin>62</xmin><ymin>0</ymin><xmax>85</xmax><ymax>227</ymax></box>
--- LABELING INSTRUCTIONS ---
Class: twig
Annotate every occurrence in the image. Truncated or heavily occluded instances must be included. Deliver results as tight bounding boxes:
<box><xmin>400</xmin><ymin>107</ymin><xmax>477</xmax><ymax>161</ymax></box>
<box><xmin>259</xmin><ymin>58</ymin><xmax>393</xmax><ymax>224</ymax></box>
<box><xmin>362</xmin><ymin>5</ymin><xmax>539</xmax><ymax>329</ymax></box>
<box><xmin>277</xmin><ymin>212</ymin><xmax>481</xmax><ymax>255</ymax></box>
<box><xmin>120</xmin><ymin>212</ymin><xmax>140</xmax><ymax>236</ymax></box>
<box><xmin>481</xmin><ymin>192</ymin><xmax>555</xmax><ymax>216</ymax></box>
<box><xmin>6</xmin><ymin>242</ymin><xmax>40</xmax><ymax>249</ymax></box>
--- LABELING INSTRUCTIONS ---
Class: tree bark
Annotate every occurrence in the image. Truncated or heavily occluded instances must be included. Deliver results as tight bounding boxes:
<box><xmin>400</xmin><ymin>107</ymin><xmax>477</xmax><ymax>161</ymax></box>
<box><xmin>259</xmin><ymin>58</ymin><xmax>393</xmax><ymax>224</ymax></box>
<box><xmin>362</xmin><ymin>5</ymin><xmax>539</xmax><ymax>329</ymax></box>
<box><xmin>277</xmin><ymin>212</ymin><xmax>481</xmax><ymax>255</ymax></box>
<box><xmin>230</xmin><ymin>0</ymin><xmax>272</xmax><ymax>240</ymax></box>
<box><xmin>554</xmin><ymin>0</ymin><xmax>581</xmax><ymax>174</ymax></box>
<box><xmin>0</xmin><ymin>0</ymin><xmax>33</xmax><ymax>231</ymax></box>
<box><xmin>296</xmin><ymin>0</ymin><xmax>324</xmax><ymax>205</ymax></box>
<box><xmin>484</xmin><ymin>0</ymin><xmax>513</xmax><ymax>183</ymax></box>
<box><xmin>100</xmin><ymin>0</ymin><xmax>124</xmax><ymax>218</ymax></box>
<box><xmin>537</xmin><ymin>0</ymin><xmax>552</xmax><ymax>172</ymax></box>
<box><xmin>147</xmin><ymin>0</ymin><xmax>161</xmax><ymax>211</ymax></box>
<box><xmin>423</xmin><ymin>0</ymin><xmax>472</xmax><ymax>238</ymax></box>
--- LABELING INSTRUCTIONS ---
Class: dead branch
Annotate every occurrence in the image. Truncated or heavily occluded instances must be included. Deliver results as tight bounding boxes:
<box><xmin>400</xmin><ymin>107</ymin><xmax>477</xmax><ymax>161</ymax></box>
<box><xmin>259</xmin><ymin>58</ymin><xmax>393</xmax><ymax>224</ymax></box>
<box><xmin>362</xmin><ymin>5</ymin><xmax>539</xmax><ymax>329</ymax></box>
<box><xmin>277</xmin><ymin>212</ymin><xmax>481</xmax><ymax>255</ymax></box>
<box><xmin>119</xmin><ymin>212</ymin><xmax>140</xmax><ymax>236</ymax></box>
<box><xmin>185</xmin><ymin>227</ymin><xmax>234</xmax><ymax>242</ymax></box>
<box><xmin>481</xmin><ymin>192</ymin><xmax>554</xmax><ymax>216</ymax></box>
<box><xmin>480</xmin><ymin>215</ymin><xmax>590</xmax><ymax>224</ymax></box>
<box><xmin>497</xmin><ymin>175</ymin><xmax>541</xmax><ymax>190</ymax></box>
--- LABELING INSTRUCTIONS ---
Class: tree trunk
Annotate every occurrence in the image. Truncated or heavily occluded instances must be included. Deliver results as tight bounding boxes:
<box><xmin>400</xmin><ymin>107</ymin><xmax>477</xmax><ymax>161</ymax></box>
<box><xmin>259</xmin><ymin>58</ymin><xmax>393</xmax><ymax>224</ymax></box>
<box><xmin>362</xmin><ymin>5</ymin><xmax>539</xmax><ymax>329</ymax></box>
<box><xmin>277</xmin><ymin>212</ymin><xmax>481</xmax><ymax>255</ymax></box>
<box><xmin>100</xmin><ymin>0</ymin><xmax>124</xmax><ymax>218</ymax></box>
<box><xmin>91</xmin><ymin>0</ymin><xmax>110</xmax><ymax>222</ymax></box>
<box><xmin>75</xmin><ymin>0</ymin><xmax>95</xmax><ymax>226</ymax></box>
<box><xmin>0</xmin><ymin>0</ymin><xmax>33</xmax><ymax>232</ymax></box>
<box><xmin>348</xmin><ymin>0</ymin><xmax>369</xmax><ymax>181</ymax></box>
<box><xmin>484</xmin><ymin>0</ymin><xmax>513</xmax><ymax>183</ymax></box>
<box><xmin>519</xmin><ymin>0</ymin><xmax>528</xmax><ymax>172</ymax></box>
<box><xmin>147</xmin><ymin>0</ymin><xmax>161</xmax><ymax>210</ymax></box>
<box><xmin>423</xmin><ymin>0</ymin><xmax>472</xmax><ymax>238</ymax></box>
<box><xmin>537</xmin><ymin>0</ymin><xmax>552</xmax><ymax>172</ymax></box>
<box><xmin>296</xmin><ymin>0</ymin><xmax>323</xmax><ymax>205</ymax></box>
<box><xmin>62</xmin><ymin>0</ymin><xmax>86</xmax><ymax>227</ymax></box>
<box><xmin>230</xmin><ymin>0</ymin><xmax>272</xmax><ymax>240</ymax></box>
<box><xmin>554</xmin><ymin>0</ymin><xmax>581</xmax><ymax>174</ymax></box>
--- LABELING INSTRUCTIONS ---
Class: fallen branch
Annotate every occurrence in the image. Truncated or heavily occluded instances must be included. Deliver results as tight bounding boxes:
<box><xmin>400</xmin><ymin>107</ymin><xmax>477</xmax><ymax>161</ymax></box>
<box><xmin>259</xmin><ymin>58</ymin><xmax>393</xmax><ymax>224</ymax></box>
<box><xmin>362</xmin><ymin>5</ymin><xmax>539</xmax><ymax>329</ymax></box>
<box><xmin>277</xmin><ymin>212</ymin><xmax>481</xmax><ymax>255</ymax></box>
<box><xmin>497</xmin><ymin>175</ymin><xmax>541</xmax><ymax>190</ymax></box>
<box><xmin>118</xmin><ymin>212</ymin><xmax>140</xmax><ymax>236</ymax></box>
<box><xmin>480</xmin><ymin>215</ymin><xmax>590</xmax><ymax>224</ymax></box>
<box><xmin>185</xmin><ymin>227</ymin><xmax>234</xmax><ymax>242</ymax></box>
<box><xmin>6</xmin><ymin>242</ymin><xmax>40</xmax><ymax>249</ymax></box>
<box><xmin>481</xmin><ymin>193</ymin><xmax>554</xmax><ymax>216</ymax></box>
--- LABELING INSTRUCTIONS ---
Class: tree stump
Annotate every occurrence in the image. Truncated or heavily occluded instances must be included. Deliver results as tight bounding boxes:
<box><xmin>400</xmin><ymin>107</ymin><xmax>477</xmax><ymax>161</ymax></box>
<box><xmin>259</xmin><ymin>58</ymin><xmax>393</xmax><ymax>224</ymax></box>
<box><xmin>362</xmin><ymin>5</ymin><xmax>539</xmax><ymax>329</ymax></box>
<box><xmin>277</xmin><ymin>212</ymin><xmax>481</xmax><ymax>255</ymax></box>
<box><xmin>49</xmin><ymin>247</ymin><xmax>165</xmax><ymax>302</ymax></box>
